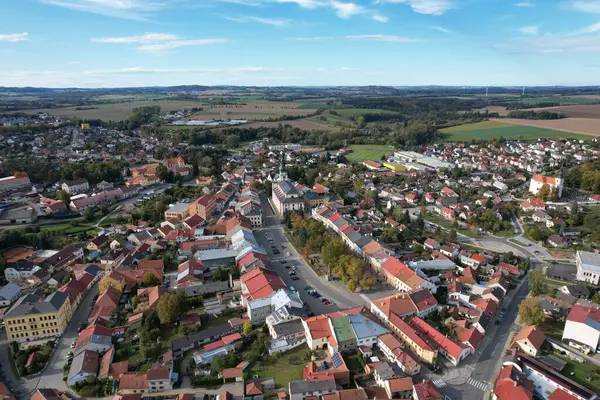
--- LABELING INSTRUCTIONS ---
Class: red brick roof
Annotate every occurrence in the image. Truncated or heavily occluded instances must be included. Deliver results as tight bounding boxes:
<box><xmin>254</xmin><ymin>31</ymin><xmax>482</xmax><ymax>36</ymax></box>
<box><xmin>494</xmin><ymin>365</ymin><xmax>533</xmax><ymax>400</ymax></box>
<box><xmin>408</xmin><ymin>316</ymin><xmax>466</xmax><ymax>360</ymax></box>
<box><xmin>566</xmin><ymin>305</ymin><xmax>600</xmax><ymax>324</ymax></box>
<box><xmin>241</xmin><ymin>267</ymin><xmax>286</xmax><ymax>301</ymax></box>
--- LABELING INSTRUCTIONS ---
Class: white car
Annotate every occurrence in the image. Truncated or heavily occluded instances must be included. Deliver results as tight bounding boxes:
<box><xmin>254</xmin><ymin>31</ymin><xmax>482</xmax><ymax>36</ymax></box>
<box><xmin>286</xmin><ymin>252</ymin><xmax>291</xmax><ymax>257</ymax></box>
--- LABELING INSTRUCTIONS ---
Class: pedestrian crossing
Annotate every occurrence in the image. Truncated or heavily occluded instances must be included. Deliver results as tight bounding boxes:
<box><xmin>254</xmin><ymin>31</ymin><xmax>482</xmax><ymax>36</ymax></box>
<box><xmin>432</xmin><ymin>379</ymin><xmax>447</xmax><ymax>388</ymax></box>
<box><xmin>467</xmin><ymin>378</ymin><xmax>489</xmax><ymax>391</ymax></box>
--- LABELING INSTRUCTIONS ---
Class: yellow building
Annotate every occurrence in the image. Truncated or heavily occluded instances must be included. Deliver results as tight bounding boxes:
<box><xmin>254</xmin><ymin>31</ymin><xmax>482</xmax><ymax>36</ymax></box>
<box><xmin>383</xmin><ymin>162</ymin><xmax>406</xmax><ymax>172</ymax></box>
<box><xmin>99</xmin><ymin>270</ymin><xmax>128</xmax><ymax>293</ymax></box>
<box><xmin>80</xmin><ymin>123</ymin><xmax>90</xmax><ymax>130</ymax></box>
<box><xmin>3</xmin><ymin>291</ymin><xmax>72</xmax><ymax>343</ymax></box>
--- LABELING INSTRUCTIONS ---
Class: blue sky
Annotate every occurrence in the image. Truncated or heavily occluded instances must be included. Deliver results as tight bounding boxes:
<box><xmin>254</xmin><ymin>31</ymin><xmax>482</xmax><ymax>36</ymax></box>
<box><xmin>2</xmin><ymin>0</ymin><xmax>600</xmax><ymax>87</ymax></box>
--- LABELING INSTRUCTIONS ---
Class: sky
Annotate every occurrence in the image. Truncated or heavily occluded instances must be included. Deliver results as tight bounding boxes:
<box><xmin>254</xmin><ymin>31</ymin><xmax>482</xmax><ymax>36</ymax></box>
<box><xmin>2</xmin><ymin>0</ymin><xmax>600</xmax><ymax>87</ymax></box>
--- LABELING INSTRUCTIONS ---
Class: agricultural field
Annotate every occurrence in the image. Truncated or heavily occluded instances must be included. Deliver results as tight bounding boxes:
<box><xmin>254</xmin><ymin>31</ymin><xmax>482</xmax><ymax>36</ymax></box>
<box><xmin>440</xmin><ymin>120</ymin><xmax>592</xmax><ymax>141</ymax></box>
<box><xmin>504</xmin><ymin>96</ymin><xmax>600</xmax><ymax>105</ymax></box>
<box><xmin>21</xmin><ymin>100</ymin><xmax>208</xmax><ymax>121</ymax></box>
<box><xmin>297</xmin><ymin>103</ymin><xmax>331</xmax><ymax>109</ymax></box>
<box><xmin>497</xmin><ymin>118</ymin><xmax>600</xmax><ymax>137</ymax></box>
<box><xmin>185</xmin><ymin>102</ymin><xmax>319</xmax><ymax>121</ymax></box>
<box><xmin>346</xmin><ymin>144</ymin><xmax>394</xmax><ymax>162</ymax></box>
<box><xmin>525</xmin><ymin>104</ymin><xmax>600</xmax><ymax>119</ymax></box>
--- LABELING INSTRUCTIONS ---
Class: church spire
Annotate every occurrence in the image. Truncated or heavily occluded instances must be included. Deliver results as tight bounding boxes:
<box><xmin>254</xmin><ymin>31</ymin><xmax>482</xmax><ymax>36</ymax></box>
<box><xmin>278</xmin><ymin>150</ymin><xmax>288</xmax><ymax>181</ymax></box>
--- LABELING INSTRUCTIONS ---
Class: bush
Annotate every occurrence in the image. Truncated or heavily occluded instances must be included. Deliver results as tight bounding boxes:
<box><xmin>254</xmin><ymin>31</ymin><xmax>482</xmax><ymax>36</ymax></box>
<box><xmin>190</xmin><ymin>376</ymin><xmax>223</xmax><ymax>388</ymax></box>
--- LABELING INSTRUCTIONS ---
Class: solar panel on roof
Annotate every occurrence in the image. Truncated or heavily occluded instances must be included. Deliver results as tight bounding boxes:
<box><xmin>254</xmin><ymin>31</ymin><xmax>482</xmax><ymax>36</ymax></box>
<box><xmin>331</xmin><ymin>352</ymin><xmax>343</xmax><ymax>368</ymax></box>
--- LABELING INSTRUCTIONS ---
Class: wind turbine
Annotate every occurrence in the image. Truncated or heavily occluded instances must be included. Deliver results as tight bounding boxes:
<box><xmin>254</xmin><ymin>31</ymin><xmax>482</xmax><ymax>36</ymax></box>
<box><xmin>485</xmin><ymin>87</ymin><xmax>489</xmax><ymax>97</ymax></box>
<box><xmin>522</xmin><ymin>86</ymin><xmax>526</xmax><ymax>96</ymax></box>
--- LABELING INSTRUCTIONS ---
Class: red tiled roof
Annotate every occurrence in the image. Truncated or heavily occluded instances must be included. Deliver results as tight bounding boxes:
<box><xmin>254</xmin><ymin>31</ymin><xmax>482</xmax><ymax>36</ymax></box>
<box><xmin>241</xmin><ymin>267</ymin><xmax>286</xmax><ymax>301</ymax></box>
<box><xmin>408</xmin><ymin>316</ymin><xmax>466</xmax><ymax>360</ymax></box>
<box><xmin>413</xmin><ymin>380</ymin><xmax>442</xmax><ymax>400</ymax></box>
<box><xmin>494</xmin><ymin>365</ymin><xmax>533</xmax><ymax>400</ymax></box>
<box><xmin>119</xmin><ymin>373</ymin><xmax>147</xmax><ymax>390</ymax></box>
<box><xmin>566</xmin><ymin>305</ymin><xmax>600</xmax><ymax>324</ymax></box>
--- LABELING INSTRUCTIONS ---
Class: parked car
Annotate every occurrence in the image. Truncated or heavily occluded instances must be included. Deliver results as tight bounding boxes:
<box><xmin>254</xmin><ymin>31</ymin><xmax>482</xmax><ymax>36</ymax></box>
<box><xmin>304</xmin><ymin>286</ymin><xmax>312</xmax><ymax>291</ymax></box>
<box><xmin>289</xmin><ymin>271</ymin><xmax>296</xmax><ymax>276</ymax></box>
<box><xmin>291</xmin><ymin>276</ymin><xmax>300</xmax><ymax>281</ymax></box>
<box><xmin>280</xmin><ymin>261</ymin><xmax>287</xmax><ymax>264</ymax></box>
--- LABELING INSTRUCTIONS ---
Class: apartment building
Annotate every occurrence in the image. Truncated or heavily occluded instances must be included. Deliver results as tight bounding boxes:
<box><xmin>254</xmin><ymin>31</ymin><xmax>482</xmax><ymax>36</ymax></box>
<box><xmin>575</xmin><ymin>250</ymin><xmax>600</xmax><ymax>285</ymax></box>
<box><xmin>3</xmin><ymin>291</ymin><xmax>72</xmax><ymax>343</ymax></box>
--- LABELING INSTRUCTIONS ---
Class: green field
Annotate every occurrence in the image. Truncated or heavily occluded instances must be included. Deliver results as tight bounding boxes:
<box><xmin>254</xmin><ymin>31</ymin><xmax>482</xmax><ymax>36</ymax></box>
<box><xmin>346</xmin><ymin>144</ymin><xmax>394</xmax><ymax>162</ymax></box>
<box><xmin>334</xmin><ymin>108</ymin><xmax>402</xmax><ymax>117</ymax></box>
<box><xmin>298</xmin><ymin>103</ymin><xmax>330</xmax><ymax>109</ymax></box>
<box><xmin>505</xmin><ymin>96</ymin><xmax>600</xmax><ymax>105</ymax></box>
<box><xmin>441</xmin><ymin>121</ymin><xmax>591</xmax><ymax>141</ymax></box>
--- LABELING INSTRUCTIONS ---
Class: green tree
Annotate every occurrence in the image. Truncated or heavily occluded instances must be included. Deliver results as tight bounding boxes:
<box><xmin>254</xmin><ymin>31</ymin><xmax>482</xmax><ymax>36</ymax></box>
<box><xmin>156</xmin><ymin>164</ymin><xmax>169</xmax><ymax>182</ymax></box>
<box><xmin>157</xmin><ymin>292</ymin><xmax>188</xmax><ymax>324</ymax></box>
<box><xmin>143</xmin><ymin>273</ymin><xmax>160</xmax><ymax>287</ymax></box>
<box><xmin>537</xmin><ymin>184</ymin><xmax>551</xmax><ymax>201</ymax></box>
<box><xmin>83</xmin><ymin>207</ymin><xmax>95</xmax><ymax>222</ymax></box>
<box><xmin>592</xmin><ymin>292</ymin><xmax>600</xmax><ymax>305</ymax></box>
<box><xmin>529</xmin><ymin>270</ymin><xmax>548</xmax><ymax>296</ymax></box>
<box><xmin>57</xmin><ymin>189</ymin><xmax>70</xmax><ymax>205</ymax></box>
<box><xmin>243</xmin><ymin>320</ymin><xmax>253</xmax><ymax>336</ymax></box>
<box><xmin>212</xmin><ymin>268</ymin><xmax>229</xmax><ymax>281</ymax></box>
<box><xmin>518</xmin><ymin>297</ymin><xmax>546</xmax><ymax>326</ymax></box>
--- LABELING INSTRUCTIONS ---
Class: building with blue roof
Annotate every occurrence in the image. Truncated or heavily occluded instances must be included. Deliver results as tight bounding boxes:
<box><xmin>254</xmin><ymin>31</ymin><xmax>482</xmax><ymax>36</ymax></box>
<box><xmin>349</xmin><ymin>314</ymin><xmax>389</xmax><ymax>348</ymax></box>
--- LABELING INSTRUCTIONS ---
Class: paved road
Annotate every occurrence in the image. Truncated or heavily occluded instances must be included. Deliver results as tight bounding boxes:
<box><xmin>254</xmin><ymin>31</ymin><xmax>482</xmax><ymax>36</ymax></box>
<box><xmin>257</xmin><ymin>197</ymin><xmax>365</xmax><ymax>314</ymax></box>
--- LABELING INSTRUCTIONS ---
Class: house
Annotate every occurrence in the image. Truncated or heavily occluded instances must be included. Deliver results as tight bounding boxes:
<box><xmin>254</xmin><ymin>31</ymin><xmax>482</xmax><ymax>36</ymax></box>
<box><xmin>87</xmin><ymin>235</ymin><xmax>110</xmax><ymax>252</ymax></box>
<box><xmin>147</xmin><ymin>364</ymin><xmax>172</xmax><ymax>393</ymax></box>
<box><xmin>62</xmin><ymin>178</ymin><xmax>89</xmax><ymax>195</ymax></box>
<box><xmin>288</xmin><ymin>379</ymin><xmax>336</xmax><ymax>400</ymax></box>
<box><xmin>532</xmin><ymin>211</ymin><xmax>551</xmax><ymax>223</ymax></box>
<box><xmin>245</xmin><ymin>382</ymin><xmax>264</xmax><ymax>399</ymax></box>
<box><xmin>4</xmin><ymin>260</ymin><xmax>42</xmax><ymax>283</ymax></box>
<box><xmin>322</xmin><ymin>388</ymin><xmax>368</xmax><ymax>400</ymax></box>
<box><xmin>190</xmin><ymin>195</ymin><xmax>217</xmax><ymax>220</ymax></box>
<box><xmin>0</xmin><ymin>283</ymin><xmax>21</xmax><ymax>307</ymax></box>
<box><xmin>424</xmin><ymin>238</ymin><xmax>440</xmax><ymax>250</ymax></box>
<box><xmin>377</xmin><ymin>333</ymin><xmax>420</xmax><ymax>375</ymax></box>
<box><xmin>562</xmin><ymin>305</ymin><xmax>600</xmax><ymax>354</ymax></box>
<box><xmin>31</xmin><ymin>388</ymin><xmax>75</xmax><ymax>400</ymax></box>
<box><xmin>548</xmin><ymin>234</ymin><xmax>567</xmax><ymax>248</ymax></box>
<box><xmin>492</xmin><ymin>364</ymin><xmax>534</xmax><ymax>400</ymax></box>
<box><xmin>383</xmin><ymin>377</ymin><xmax>413</xmax><ymax>399</ymax></box>
<box><xmin>511</xmin><ymin>326</ymin><xmax>546</xmax><ymax>357</ymax></box>
<box><xmin>412</xmin><ymin>380</ymin><xmax>442</xmax><ymax>400</ymax></box>
<box><xmin>370</xmin><ymin>289</ymin><xmax>439</xmax><ymax>322</ymax></box>
<box><xmin>67</xmin><ymin>350</ymin><xmax>99</xmax><ymax>386</ymax></box>
<box><xmin>119</xmin><ymin>372</ymin><xmax>148</xmax><ymax>395</ymax></box>
<box><xmin>575</xmin><ymin>250</ymin><xmax>600</xmax><ymax>285</ymax></box>
<box><xmin>407</xmin><ymin>316</ymin><xmax>471</xmax><ymax>366</ymax></box>
<box><xmin>520</xmin><ymin>198</ymin><xmax>545</xmax><ymax>212</ymax></box>
<box><xmin>74</xmin><ymin>324</ymin><xmax>113</xmax><ymax>355</ymax></box>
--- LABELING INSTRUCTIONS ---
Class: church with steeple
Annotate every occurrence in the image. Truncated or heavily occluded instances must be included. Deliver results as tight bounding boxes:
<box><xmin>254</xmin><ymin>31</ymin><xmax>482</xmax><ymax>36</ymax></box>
<box><xmin>271</xmin><ymin>150</ymin><xmax>305</xmax><ymax>217</ymax></box>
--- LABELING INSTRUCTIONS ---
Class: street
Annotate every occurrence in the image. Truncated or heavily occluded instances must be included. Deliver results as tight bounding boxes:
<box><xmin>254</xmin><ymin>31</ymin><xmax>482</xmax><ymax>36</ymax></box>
<box><xmin>257</xmin><ymin>196</ymin><xmax>365</xmax><ymax>315</ymax></box>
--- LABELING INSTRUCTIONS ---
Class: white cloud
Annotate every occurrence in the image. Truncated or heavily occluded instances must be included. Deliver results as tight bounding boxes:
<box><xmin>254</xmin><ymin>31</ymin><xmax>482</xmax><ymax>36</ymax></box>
<box><xmin>91</xmin><ymin>33</ymin><xmax>179</xmax><ymax>44</ymax></box>
<box><xmin>293</xmin><ymin>34</ymin><xmax>422</xmax><ymax>42</ymax></box>
<box><xmin>515</xmin><ymin>1</ymin><xmax>535</xmax><ymax>7</ymax></box>
<box><xmin>580</xmin><ymin>20</ymin><xmax>600</xmax><ymax>32</ymax></box>
<box><xmin>91</xmin><ymin>33</ymin><xmax>228</xmax><ymax>54</ymax></box>
<box><xmin>429</xmin><ymin>26</ymin><xmax>452</xmax><ymax>33</ymax></box>
<box><xmin>40</xmin><ymin>0</ymin><xmax>178</xmax><ymax>20</ymax></box>
<box><xmin>567</xmin><ymin>0</ymin><xmax>600</xmax><ymax>14</ymax></box>
<box><xmin>330</xmin><ymin>0</ymin><xmax>364</xmax><ymax>18</ymax></box>
<box><xmin>137</xmin><ymin>39</ymin><xmax>229</xmax><ymax>53</ymax></box>
<box><xmin>0</xmin><ymin>32</ymin><xmax>29</xmax><ymax>42</ymax></box>
<box><xmin>519</xmin><ymin>25</ymin><xmax>539</xmax><ymax>35</ymax></box>
<box><xmin>224</xmin><ymin>15</ymin><xmax>290</xmax><ymax>26</ymax></box>
<box><xmin>375</xmin><ymin>0</ymin><xmax>455</xmax><ymax>15</ymax></box>
<box><xmin>497</xmin><ymin>32</ymin><xmax>600</xmax><ymax>54</ymax></box>
<box><xmin>372</xmin><ymin>12</ymin><xmax>389</xmax><ymax>22</ymax></box>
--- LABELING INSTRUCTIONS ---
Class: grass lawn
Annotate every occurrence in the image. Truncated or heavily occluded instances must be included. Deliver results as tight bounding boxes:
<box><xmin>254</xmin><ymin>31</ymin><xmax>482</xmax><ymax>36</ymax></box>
<box><xmin>440</xmin><ymin>121</ymin><xmax>590</xmax><ymax>141</ymax></box>
<box><xmin>553</xmin><ymin>353</ymin><xmax>600</xmax><ymax>394</ymax></box>
<box><xmin>540</xmin><ymin>319</ymin><xmax>565</xmax><ymax>341</ymax></box>
<box><xmin>253</xmin><ymin>345</ymin><xmax>306</xmax><ymax>388</ymax></box>
<box><xmin>494</xmin><ymin>229</ymin><xmax>516</xmax><ymax>238</ymax></box>
<box><xmin>346</xmin><ymin>144</ymin><xmax>394</xmax><ymax>163</ymax></box>
<box><xmin>425</xmin><ymin>214</ymin><xmax>481</xmax><ymax>239</ymax></box>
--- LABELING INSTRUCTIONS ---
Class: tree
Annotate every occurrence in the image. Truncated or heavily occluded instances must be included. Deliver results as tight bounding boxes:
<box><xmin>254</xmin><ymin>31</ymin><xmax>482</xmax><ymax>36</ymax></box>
<box><xmin>57</xmin><ymin>189</ymin><xmax>70</xmax><ymax>205</ymax></box>
<box><xmin>83</xmin><ymin>207</ymin><xmax>95</xmax><ymax>222</ymax></box>
<box><xmin>529</xmin><ymin>270</ymin><xmax>548</xmax><ymax>296</ymax></box>
<box><xmin>243</xmin><ymin>320</ymin><xmax>253</xmax><ymax>336</ymax></box>
<box><xmin>143</xmin><ymin>273</ymin><xmax>160</xmax><ymax>287</ymax></box>
<box><xmin>518</xmin><ymin>297</ymin><xmax>546</xmax><ymax>326</ymax></box>
<box><xmin>157</xmin><ymin>292</ymin><xmax>188</xmax><ymax>324</ymax></box>
<box><xmin>537</xmin><ymin>184</ymin><xmax>551</xmax><ymax>201</ymax></box>
<box><xmin>548</xmin><ymin>287</ymin><xmax>558</xmax><ymax>298</ymax></box>
<box><xmin>592</xmin><ymin>292</ymin><xmax>600</xmax><ymax>305</ymax></box>
<box><xmin>449</xmin><ymin>229</ymin><xmax>458</xmax><ymax>242</ymax></box>
<box><xmin>212</xmin><ymin>268</ymin><xmax>229</xmax><ymax>281</ymax></box>
<box><xmin>156</xmin><ymin>164</ymin><xmax>169</xmax><ymax>182</ymax></box>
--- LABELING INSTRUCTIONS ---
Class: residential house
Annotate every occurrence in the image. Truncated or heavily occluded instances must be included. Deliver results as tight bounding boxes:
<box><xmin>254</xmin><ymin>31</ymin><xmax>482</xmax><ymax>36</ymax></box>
<box><xmin>575</xmin><ymin>251</ymin><xmax>600</xmax><ymax>285</ymax></box>
<box><xmin>67</xmin><ymin>350</ymin><xmax>99</xmax><ymax>386</ymax></box>
<box><xmin>562</xmin><ymin>305</ymin><xmax>600</xmax><ymax>354</ymax></box>
<box><xmin>511</xmin><ymin>326</ymin><xmax>546</xmax><ymax>357</ymax></box>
